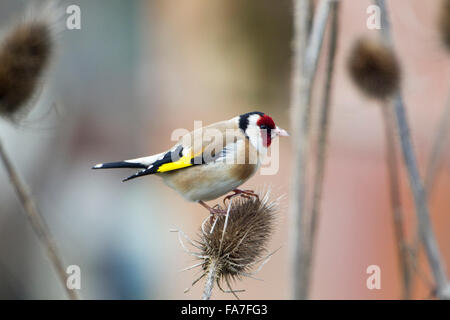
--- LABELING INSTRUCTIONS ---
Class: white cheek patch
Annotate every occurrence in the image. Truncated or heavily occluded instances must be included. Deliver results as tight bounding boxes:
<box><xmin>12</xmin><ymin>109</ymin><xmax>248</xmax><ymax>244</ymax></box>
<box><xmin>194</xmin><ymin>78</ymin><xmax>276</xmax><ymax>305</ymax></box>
<box><xmin>245</xmin><ymin>127</ymin><xmax>262</xmax><ymax>151</ymax></box>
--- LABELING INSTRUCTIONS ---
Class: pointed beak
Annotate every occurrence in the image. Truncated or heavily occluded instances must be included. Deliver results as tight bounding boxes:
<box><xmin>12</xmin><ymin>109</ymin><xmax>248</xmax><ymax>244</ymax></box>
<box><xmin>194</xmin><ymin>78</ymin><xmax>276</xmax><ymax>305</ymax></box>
<box><xmin>275</xmin><ymin>126</ymin><xmax>289</xmax><ymax>137</ymax></box>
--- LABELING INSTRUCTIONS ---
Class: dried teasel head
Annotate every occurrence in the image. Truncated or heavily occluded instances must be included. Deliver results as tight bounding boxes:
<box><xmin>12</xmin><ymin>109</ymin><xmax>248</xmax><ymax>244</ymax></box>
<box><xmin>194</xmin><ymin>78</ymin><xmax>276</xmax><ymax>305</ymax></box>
<box><xmin>347</xmin><ymin>36</ymin><xmax>401</xmax><ymax>100</ymax></box>
<box><xmin>174</xmin><ymin>191</ymin><xmax>279</xmax><ymax>299</ymax></box>
<box><xmin>0</xmin><ymin>2</ymin><xmax>62</xmax><ymax>121</ymax></box>
<box><xmin>439</xmin><ymin>0</ymin><xmax>450</xmax><ymax>52</ymax></box>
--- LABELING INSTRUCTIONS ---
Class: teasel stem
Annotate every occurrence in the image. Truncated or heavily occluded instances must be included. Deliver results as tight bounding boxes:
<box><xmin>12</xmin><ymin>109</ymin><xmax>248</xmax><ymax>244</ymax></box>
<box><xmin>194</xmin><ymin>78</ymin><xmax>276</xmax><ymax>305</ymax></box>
<box><xmin>380</xmin><ymin>101</ymin><xmax>412</xmax><ymax>299</ymax></box>
<box><xmin>307</xmin><ymin>0</ymin><xmax>340</xmax><ymax>298</ymax></box>
<box><xmin>374</xmin><ymin>0</ymin><xmax>450</xmax><ymax>299</ymax></box>
<box><xmin>393</xmin><ymin>93</ymin><xmax>449</xmax><ymax>298</ymax></box>
<box><xmin>289</xmin><ymin>0</ymin><xmax>313</xmax><ymax>301</ymax></box>
<box><xmin>410</xmin><ymin>88</ymin><xmax>450</xmax><ymax>294</ymax></box>
<box><xmin>0</xmin><ymin>140</ymin><xmax>79</xmax><ymax>300</ymax></box>
<box><xmin>290</xmin><ymin>0</ymin><xmax>335</xmax><ymax>300</ymax></box>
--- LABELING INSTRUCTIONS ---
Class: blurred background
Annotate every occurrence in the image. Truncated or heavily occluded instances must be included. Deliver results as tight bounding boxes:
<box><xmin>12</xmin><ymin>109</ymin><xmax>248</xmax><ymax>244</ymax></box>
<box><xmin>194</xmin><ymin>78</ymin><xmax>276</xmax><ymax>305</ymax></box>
<box><xmin>0</xmin><ymin>0</ymin><xmax>449</xmax><ymax>299</ymax></box>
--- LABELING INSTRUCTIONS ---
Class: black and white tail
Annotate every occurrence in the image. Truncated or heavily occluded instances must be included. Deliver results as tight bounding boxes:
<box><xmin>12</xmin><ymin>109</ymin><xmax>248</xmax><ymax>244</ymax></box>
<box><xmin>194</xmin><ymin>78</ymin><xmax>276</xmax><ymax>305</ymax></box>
<box><xmin>92</xmin><ymin>154</ymin><xmax>163</xmax><ymax>181</ymax></box>
<box><xmin>92</xmin><ymin>161</ymin><xmax>147</xmax><ymax>169</ymax></box>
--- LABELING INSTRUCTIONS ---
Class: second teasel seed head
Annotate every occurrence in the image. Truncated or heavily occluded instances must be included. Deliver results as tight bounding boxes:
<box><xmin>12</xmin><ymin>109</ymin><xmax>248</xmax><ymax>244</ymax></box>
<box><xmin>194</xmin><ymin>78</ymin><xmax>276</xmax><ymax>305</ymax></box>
<box><xmin>347</xmin><ymin>36</ymin><xmax>401</xmax><ymax>100</ymax></box>
<box><xmin>0</xmin><ymin>2</ymin><xmax>61</xmax><ymax>121</ymax></box>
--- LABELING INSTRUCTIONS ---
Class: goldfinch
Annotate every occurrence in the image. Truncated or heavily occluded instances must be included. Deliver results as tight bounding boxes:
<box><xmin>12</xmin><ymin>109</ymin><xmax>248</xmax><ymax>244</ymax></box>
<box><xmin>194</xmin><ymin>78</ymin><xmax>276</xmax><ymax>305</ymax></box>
<box><xmin>92</xmin><ymin>112</ymin><xmax>288</xmax><ymax>215</ymax></box>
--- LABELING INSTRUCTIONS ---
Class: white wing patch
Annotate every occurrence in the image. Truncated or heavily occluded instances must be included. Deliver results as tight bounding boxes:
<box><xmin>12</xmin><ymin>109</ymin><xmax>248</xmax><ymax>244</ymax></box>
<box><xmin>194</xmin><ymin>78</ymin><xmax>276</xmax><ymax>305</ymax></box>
<box><xmin>124</xmin><ymin>153</ymin><xmax>164</xmax><ymax>167</ymax></box>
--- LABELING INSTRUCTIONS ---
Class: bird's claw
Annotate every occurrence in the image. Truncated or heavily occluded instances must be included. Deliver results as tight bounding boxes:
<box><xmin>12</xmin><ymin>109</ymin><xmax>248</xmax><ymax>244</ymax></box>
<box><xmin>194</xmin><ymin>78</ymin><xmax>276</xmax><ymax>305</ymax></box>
<box><xmin>223</xmin><ymin>189</ymin><xmax>259</xmax><ymax>205</ymax></box>
<box><xmin>209</xmin><ymin>204</ymin><xmax>227</xmax><ymax>224</ymax></box>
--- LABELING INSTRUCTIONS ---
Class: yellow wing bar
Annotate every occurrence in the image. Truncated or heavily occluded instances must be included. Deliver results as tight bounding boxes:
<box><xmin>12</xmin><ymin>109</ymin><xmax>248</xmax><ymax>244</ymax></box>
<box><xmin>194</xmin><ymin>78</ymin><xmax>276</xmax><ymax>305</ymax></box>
<box><xmin>156</xmin><ymin>151</ymin><xmax>202</xmax><ymax>173</ymax></box>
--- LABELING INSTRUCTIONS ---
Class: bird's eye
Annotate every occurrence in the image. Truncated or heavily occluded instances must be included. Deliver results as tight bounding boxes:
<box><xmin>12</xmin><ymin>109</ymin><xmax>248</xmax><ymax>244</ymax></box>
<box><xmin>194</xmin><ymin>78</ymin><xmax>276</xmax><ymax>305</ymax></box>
<box><xmin>260</xmin><ymin>124</ymin><xmax>267</xmax><ymax>129</ymax></box>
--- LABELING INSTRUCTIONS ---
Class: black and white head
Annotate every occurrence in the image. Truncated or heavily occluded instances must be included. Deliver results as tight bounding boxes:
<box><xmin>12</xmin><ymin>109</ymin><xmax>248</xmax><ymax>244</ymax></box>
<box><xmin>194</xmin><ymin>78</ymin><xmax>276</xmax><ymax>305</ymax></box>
<box><xmin>237</xmin><ymin>111</ymin><xmax>289</xmax><ymax>151</ymax></box>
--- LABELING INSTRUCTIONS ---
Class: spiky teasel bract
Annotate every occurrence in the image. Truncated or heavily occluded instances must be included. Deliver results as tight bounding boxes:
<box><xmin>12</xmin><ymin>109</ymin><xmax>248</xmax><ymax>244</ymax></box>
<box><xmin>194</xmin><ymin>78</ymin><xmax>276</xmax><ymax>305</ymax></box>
<box><xmin>174</xmin><ymin>190</ymin><xmax>279</xmax><ymax>299</ymax></box>
<box><xmin>347</xmin><ymin>36</ymin><xmax>401</xmax><ymax>100</ymax></box>
<box><xmin>0</xmin><ymin>1</ymin><xmax>62</xmax><ymax>120</ymax></box>
<box><xmin>439</xmin><ymin>0</ymin><xmax>450</xmax><ymax>51</ymax></box>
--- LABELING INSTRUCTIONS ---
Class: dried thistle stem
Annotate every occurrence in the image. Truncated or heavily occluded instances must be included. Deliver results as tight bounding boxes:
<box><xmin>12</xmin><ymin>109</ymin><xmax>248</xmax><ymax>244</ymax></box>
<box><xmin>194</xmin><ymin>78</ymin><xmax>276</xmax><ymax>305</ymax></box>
<box><xmin>0</xmin><ymin>140</ymin><xmax>79</xmax><ymax>300</ymax></box>
<box><xmin>375</xmin><ymin>0</ymin><xmax>450</xmax><ymax>299</ymax></box>
<box><xmin>380</xmin><ymin>102</ymin><xmax>412</xmax><ymax>299</ymax></box>
<box><xmin>307</xmin><ymin>0</ymin><xmax>339</xmax><ymax>298</ymax></box>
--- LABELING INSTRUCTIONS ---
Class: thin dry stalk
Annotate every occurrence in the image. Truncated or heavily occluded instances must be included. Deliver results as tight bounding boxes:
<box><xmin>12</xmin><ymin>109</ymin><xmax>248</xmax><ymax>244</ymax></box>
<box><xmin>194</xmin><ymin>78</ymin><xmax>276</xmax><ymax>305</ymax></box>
<box><xmin>409</xmin><ymin>89</ymin><xmax>450</xmax><ymax>295</ymax></box>
<box><xmin>289</xmin><ymin>0</ymin><xmax>314</xmax><ymax>301</ymax></box>
<box><xmin>393</xmin><ymin>93</ymin><xmax>449</xmax><ymax>299</ymax></box>
<box><xmin>374</xmin><ymin>0</ymin><xmax>450</xmax><ymax>299</ymax></box>
<box><xmin>0</xmin><ymin>140</ymin><xmax>79</xmax><ymax>300</ymax></box>
<box><xmin>306</xmin><ymin>0</ymin><xmax>340</xmax><ymax>299</ymax></box>
<box><xmin>290</xmin><ymin>0</ymin><xmax>333</xmax><ymax>300</ymax></box>
<box><xmin>380</xmin><ymin>102</ymin><xmax>412</xmax><ymax>299</ymax></box>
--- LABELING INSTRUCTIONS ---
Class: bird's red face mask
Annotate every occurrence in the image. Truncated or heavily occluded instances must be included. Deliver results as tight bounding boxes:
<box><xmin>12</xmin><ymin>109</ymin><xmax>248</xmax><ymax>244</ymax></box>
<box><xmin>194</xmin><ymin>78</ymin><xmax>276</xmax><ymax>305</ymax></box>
<box><xmin>257</xmin><ymin>115</ymin><xmax>275</xmax><ymax>147</ymax></box>
<box><xmin>257</xmin><ymin>114</ymin><xmax>289</xmax><ymax>147</ymax></box>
